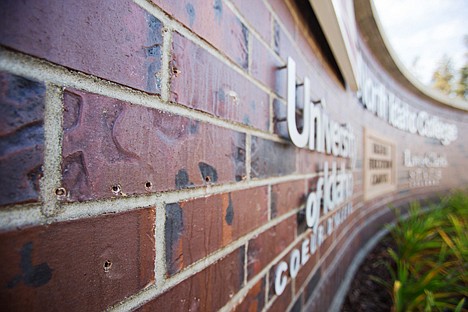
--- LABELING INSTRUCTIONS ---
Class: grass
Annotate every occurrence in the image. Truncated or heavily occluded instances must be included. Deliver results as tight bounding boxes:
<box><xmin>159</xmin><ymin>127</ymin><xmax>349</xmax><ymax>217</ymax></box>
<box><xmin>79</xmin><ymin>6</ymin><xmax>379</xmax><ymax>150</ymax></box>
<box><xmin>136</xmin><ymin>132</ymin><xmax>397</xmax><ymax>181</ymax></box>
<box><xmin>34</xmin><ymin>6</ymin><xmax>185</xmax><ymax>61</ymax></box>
<box><xmin>376</xmin><ymin>190</ymin><xmax>468</xmax><ymax>312</ymax></box>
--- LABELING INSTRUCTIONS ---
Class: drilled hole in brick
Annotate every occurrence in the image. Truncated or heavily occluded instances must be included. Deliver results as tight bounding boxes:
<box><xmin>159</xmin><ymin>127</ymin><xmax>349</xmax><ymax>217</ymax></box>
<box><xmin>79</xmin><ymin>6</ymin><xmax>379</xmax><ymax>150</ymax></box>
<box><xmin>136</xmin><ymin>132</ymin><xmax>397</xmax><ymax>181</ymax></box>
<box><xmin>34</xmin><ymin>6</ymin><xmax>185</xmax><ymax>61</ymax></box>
<box><xmin>145</xmin><ymin>181</ymin><xmax>152</xmax><ymax>190</ymax></box>
<box><xmin>111</xmin><ymin>184</ymin><xmax>121</xmax><ymax>195</ymax></box>
<box><xmin>172</xmin><ymin>67</ymin><xmax>181</xmax><ymax>76</ymax></box>
<box><xmin>103</xmin><ymin>260</ymin><xmax>112</xmax><ymax>272</ymax></box>
<box><xmin>205</xmin><ymin>176</ymin><xmax>211</xmax><ymax>182</ymax></box>
<box><xmin>55</xmin><ymin>187</ymin><xmax>66</xmax><ymax>197</ymax></box>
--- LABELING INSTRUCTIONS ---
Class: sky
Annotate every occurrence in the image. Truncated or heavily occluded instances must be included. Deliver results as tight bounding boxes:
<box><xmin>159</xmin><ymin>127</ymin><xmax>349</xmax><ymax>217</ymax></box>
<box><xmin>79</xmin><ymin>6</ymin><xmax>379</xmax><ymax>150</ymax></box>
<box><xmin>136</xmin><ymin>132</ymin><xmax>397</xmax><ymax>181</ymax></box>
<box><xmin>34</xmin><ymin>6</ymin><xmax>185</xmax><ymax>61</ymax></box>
<box><xmin>372</xmin><ymin>0</ymin><xmax>468</xmax><ymax>85</ymax></box>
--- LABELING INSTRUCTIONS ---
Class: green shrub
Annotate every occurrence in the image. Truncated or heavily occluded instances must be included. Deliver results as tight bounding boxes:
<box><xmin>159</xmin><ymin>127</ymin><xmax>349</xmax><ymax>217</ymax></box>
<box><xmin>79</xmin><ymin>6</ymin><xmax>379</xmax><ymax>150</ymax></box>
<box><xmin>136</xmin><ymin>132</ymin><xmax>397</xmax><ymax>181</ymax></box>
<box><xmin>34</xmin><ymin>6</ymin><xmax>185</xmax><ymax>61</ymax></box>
<box><xmin>384</xmin><ymin>190</ymin><xmax>468</xmax><ymax>311</ymax></box>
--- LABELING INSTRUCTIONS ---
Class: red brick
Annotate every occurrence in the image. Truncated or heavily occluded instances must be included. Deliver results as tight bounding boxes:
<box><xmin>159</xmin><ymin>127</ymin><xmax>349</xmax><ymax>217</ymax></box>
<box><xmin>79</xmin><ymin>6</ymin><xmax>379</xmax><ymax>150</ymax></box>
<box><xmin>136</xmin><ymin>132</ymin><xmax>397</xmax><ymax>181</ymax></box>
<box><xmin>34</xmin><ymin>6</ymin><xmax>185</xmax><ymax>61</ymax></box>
<box><xmin>138</xmin><ymin>247</ymin><xmax>244</xmax><ymax>312</ymax></box>
<box><xmin>268</xmin><ymin>280</ymin><xmax>292</xmax><ymax>312</ymax></box>
<box><xmin>165</xmin><ymin>187</ymin><xmax>268</xmax><ymax>275</ymax></box>
<box><xmin>0</xmin><ymin>208</ymin><xmax>155</xmax><ymax>311</ymax></box>
<box><xmin>231</xmin><ymin>0</ymin><xmax>272</xmax><ymax>43</ymax></box>
<box><xmin>61</xmin><ymin>89</ymin><xmax>246</xmax><ymax>202</ymax></box>
<box><xmin>0</xmin><ymin>73</ymin><xmax>45</xmax><ymax>207</ymax></box>
<box><xmin>0</xmin><ymin>0</ymin><xmax>163</xmax><ymax>93</ymax></box>
<box><xmin>152</xmin><ymin>0</ymin><xmax>248</xmax><ymax>69</ymax></box>
<box><xmin>170</xmin><ymin>33</ymin><xmax>269</xmax><ymax>131</ymax></box>
<box><xmin>247</xmin><ymin>216</ymin><xmax>296</xmax><ymax>280</ymax></box>
<box><xmin>270</xmin><ymin>0</ymin><xmax>298</xmax><ymax>38</ymax></box>
<box><xmin>294</xmin><ymin>238</ymin><xmax>321</xmax><ymax>291</ymax></box>
<box><xmin>250</xmin><ymin>136</ymin><xmax>297</xmax><ymax>179</ymax></box>
<box><xmin>232</xmin><ymin>276</ymin><xmax>266</xmax><ymax>312</ymax></box>
<box><xmin>251</xmin><ymin>37</ymin><xmax>287</xmax><ymax>98</ymax></box>
<box><xmin>271</xmin><ymin>180</ymin><xmax>306</xmax><ymax>218</ymax></box>
<box><xmin>273</xmin><ymin>20</ymin><xmax>312</xmax><ymax>80</ymax></box>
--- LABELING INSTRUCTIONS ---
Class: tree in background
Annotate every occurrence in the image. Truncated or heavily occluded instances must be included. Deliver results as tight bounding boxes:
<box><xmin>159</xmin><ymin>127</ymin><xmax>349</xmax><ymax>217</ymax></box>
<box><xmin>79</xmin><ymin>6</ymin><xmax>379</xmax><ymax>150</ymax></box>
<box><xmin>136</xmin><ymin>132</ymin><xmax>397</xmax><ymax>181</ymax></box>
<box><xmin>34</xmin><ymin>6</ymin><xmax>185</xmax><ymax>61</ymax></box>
<box><xmin>456</xmin><ymin>64</ymin><xmax>468</xmax><ymax>99</ymax></box>
<box><xmin>455</xmin><ymin>35</ymin><xmax>468</xmax><ymax>100</ymax></box>
<box><xmin>431</xmin><ymin>55</ymin><xmax>455</xmax><ymax>96</ymax></box>
<box><xmin>431</xmin><ymin>35</ymin><xmax>468</xmax><ymax>101</ymax></box>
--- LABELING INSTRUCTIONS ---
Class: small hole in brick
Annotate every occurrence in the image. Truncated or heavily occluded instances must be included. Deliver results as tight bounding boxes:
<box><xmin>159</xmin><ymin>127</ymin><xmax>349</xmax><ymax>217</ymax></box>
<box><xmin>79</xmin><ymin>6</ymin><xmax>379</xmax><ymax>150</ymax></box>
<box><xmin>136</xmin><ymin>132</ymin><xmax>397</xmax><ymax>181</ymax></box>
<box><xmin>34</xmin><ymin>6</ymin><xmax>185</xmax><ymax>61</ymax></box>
<box><xmin>172</xmin><ymin>67</ymin><xmax>181</xmax><ymax>76</ymax></box>
<box><xmin>55</xmin><ymin>187</ymin><xmax>66</xmax><ymax>196</ymax></box>
<box><xmin>103</xmin><ymin>260</ymin><xmax>112</xmax><ymax>272</ymax></box>
<box><xmin>111</xmin><ymin>185</ymin><xmax>121</xmax><ymax>195</ymax></box>
<box><xmin>205</xmin><ymin>176</ymin><xmax>211</xmax><ymax>182</ymax></box>
<box><xmin>145</xmin><ymin>181</ymin><xmax>152</xmax><ymax>189</ymax></box>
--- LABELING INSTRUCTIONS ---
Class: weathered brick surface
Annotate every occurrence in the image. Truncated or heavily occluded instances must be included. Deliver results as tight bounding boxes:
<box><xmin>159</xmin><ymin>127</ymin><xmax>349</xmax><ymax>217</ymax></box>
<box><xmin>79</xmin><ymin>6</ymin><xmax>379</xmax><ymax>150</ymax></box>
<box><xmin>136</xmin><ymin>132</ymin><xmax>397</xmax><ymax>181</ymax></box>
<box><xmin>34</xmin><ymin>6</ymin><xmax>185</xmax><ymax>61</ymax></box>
<box><xmin>61</xmin><ymin>89</ymin><xmax>246</xmax><ymax>201</ymax></box>
<box><xmin>271</xmin><ymin>180</ymin><xmax>306</xmax><ymax>218</ymax></box>
<box><xmin>270</xmin><ymin>0</ymin><xmax>297</xmax><ymax>39</ymax></box>
<box><xmin>0</xmin><ymin>73</ymin><xmax>45</xmax><ymax>207</ymax></box>
<box><xmin>250</xmin><ymin>136</ymin><xmax>297</xmax><ymax>179</ymax></box>
<box><xmin>268</xmin><ymin>280</ymin><xmax>292</xmax><ymax>312</ymax></box>
<box><xmin>0</xmin><ymin>0</ymin><xmax>163</xmax><ymax>93</ymax></box>
<box><xmin>152</xmin><ymin>0</ymin><xmax>249</xmax><ymax>69</ymax></box>
<box><xmin>170</xmin><ymin>33</ymin><xmax>270</xmax><ymax>131</ymax></box>
<box><xmin>251</xmin><ymin>37</ymin><xmax>287</xmax><ymax>98</ymax></box>
<box><xmin>231</xmin><ymin>0</ymin><xmax>272</xmax><ymax>42</ymax></box>
<box><xmin>232</xmin><ymin>276</ymin><xmax>266</xmax><ymax>312</ymax></box>
<box><xmin>138</xmin><ymin>247</ymin><xmax>244</xmax><ymax>312</ymax></box>
<box><xmin>247</xmin><ymin>216</ymin><xmax>296</xmax><ymax>280</ymax></box>
<box><xmin>0</xmin><ymin>208</ymin><xmax>155</xmax><ymax>311</ymax></box>
<box><xmin>165</xmin><ymin>187</ymin><xmax>268</xmax><ymax>275</ymax></box>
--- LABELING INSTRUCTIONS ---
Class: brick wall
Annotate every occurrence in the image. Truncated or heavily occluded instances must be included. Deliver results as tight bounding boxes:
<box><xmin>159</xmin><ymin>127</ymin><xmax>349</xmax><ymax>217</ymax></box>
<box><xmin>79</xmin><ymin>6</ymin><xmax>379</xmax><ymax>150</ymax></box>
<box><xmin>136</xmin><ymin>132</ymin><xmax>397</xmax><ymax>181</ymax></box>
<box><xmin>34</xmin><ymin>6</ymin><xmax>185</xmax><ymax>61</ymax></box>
<box><xmin>0</xmin><ymin>0</ymin><xmax>467</xmax><ymax>311</ymax></box>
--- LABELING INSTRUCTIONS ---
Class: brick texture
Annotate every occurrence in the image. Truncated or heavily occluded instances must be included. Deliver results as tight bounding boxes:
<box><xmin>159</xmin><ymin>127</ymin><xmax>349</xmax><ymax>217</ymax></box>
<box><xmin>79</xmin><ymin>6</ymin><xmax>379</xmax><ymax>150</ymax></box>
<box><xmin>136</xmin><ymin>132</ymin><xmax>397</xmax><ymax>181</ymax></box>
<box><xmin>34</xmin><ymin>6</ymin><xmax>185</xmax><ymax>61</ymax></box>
<box><xmin>151</xmin><ymin>0</ymin><xmax>249</xmax><ymax>69</ymax></box>
<box><xmin>0</xmin><ymin>208</ymin><xmax>155</xmax><ymax>311</ymax></box>
<box><xmin>0</xmin><ymin>73</ymin><xmax>45</xmax><ymax>207</ymax></box>
<box><xmin>138</xmin><ymin>247</ymin><xmax>244</xmax><ymax>312</ymax></box>
<box><xmin>170</xmin><ymin>33</ymin><xmax>270</xmax><ymax>131</ymax></box>
<box><xmin>231</xmin><ymin>0</ymin><xmax>272</xmax><ymax>43</ymax></box>
<box><xmin>61</xmin><ymin>89</ymin><xmax>246</xmax><ymax>201</ymax></box>
<box><xmin>233</xmin><ymin>277</ymin><xmax>266</xmax><ymax>312</ymax></box>
<box><xmin>0</xmin><ymin>0</ymin><xmax>163</xmax><ymax>93</ymax></box>
<box><xmin>271</xmin><ymin>180</ymin><xmax>306</xmax><ymax>218</ymax></box>
<box><xmin>247</xmin><ymin>216</ymin><xmax>296</xmax><ymax>280</ymax></box>
<box><xmin>250</xmin><ymin>136</ymin><xmax>297</xmax><ymax>179</ymax></box>
<box><xmin>165</xmin><ymin>187</ymin><xmax>268</xmax><ymax>275</ymax></box>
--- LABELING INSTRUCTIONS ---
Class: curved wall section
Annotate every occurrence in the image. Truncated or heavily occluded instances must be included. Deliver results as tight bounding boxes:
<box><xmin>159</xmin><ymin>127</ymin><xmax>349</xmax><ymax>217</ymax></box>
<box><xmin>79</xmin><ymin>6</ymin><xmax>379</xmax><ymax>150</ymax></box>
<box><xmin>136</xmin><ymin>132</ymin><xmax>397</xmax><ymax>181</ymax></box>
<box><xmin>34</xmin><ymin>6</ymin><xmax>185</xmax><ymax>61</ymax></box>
<box><xmin>0</xmin><ymin>0</ymin><xmax>466</xmax><ymax>311</ymax></box>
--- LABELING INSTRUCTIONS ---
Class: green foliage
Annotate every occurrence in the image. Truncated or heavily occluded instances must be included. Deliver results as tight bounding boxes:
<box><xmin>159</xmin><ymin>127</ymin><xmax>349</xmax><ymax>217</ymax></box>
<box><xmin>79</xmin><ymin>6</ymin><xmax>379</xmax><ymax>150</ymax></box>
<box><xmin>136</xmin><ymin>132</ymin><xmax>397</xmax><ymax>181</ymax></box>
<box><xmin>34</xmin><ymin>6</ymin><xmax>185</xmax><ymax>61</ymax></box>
<box><xmin>385</xmin><ymin>190</ymin><xmax>468</xmax><ymax>311</ymax></box>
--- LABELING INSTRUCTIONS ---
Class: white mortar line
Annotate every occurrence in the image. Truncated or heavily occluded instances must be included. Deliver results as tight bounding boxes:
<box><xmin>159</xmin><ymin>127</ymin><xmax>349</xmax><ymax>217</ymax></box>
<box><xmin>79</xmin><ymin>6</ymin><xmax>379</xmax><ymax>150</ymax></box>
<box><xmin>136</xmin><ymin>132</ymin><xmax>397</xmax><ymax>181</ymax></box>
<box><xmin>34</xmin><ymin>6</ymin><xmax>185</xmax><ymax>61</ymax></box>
<box><xmin>110</xmin><ymin>203</ymin><xmax>300</xmax><ymax>311</ymax></box>
<box><xmin>159</xmin><ymin>26</ymin><xmax>173</xmax><ymax>102</ymax></box>
<box><xmin>153</xmin><ymin>198</ymin><xmax>167</xmax><ymax>288</ymax></box>
<box><xmin>245</xmin><ymin>134</ymin><xmax>252</xmax><ymax>180</ymax></box>
<box><xmin>40</xmin><ymin>84</ymin><xmax>63</xmax><ymax>217</ymax></box>
<box><xmin>0</xmin><ymin>205</ymin><xmax>44</xmax><ymax>232</ymax></box>
<box><xmin>133</xmin><ymin>0</ymin><xmax>274</xmax><ymax>96</ymax></box>
<box><xmin>0</xmin><ymin>171</ymin><xmax>319</xmax><ymax>230</ymax></box>
<box><xmin>0</xmin><ymin>48</ymin><xmax>283</xmax><ymax>144</ymax></box>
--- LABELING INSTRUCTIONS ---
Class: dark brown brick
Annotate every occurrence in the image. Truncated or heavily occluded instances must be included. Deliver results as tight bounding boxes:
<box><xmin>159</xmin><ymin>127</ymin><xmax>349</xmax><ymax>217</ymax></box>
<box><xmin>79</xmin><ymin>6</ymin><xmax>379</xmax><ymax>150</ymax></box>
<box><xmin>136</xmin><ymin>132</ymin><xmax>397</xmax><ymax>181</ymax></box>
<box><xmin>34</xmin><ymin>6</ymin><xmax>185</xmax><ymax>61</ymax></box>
<box><xmin>170</xmin><ymin>33</ymin><xmax>269</xmax><ymax>131</ymax></box>
<box><xmin>271</xmin><ymin>180</ymin><xmax>305</xmax><ymax>218</ymax></box>
<box><xmin>0</xmin><ymin>73</ymin><xmax>45</xmax><ymax>207</ymax></box>
<box><xmin>166</xmin><ymin>187</ymin><xmax>268</xmax><ymax>275</ymax></box>
<box><xmin>250</xmin><ymin>136</ymin><xmax>296</xmax><ymax>179</ymax></box>
<box><xmin>0</xmin><ymin>0</ymin><xmax>163</xmax><ymax>93</ymax></box>
<box><xmin>304</xmin><ymin>266</ymin><xmax>321</xmax><ymax>300</ymax></box>
<box><xmin>138</xmin><ymin>247</ymin><xmax>244</xmax><ymax>312</ymax></box>
<box><xmin>61</xmin><ymin>89</ymin><xmax>245</xmax><ymax>201</ymax></box>
<box><xmin>0</xmin><ymin>208</ymin><xmax>155</xmax><ymax>311</ymax></box>
<box><xmin>247</xmin><ymin>216</ymin><xmax>296</xmax><ymax>280</ymax></box>
<box><xmin>232</xmin><ymin>276</ymin><xmax>266</xmax><ymax>312</ymax></box>
<box><xmin>152</xmin><ymin>0</ymin><xmax>248</xmax><ymax>69</ymax></box>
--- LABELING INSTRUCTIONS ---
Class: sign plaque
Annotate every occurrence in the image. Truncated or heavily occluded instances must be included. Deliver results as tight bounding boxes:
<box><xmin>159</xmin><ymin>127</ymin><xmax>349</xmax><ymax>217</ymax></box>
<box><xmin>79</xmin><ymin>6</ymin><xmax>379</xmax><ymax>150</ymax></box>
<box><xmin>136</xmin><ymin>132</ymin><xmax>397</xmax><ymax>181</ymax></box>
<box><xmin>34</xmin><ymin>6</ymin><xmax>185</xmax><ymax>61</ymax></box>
<box><xmin>364</xmin><ymin>129</ymin><xmax>396</xmax><ymax>200</ymax></box>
